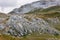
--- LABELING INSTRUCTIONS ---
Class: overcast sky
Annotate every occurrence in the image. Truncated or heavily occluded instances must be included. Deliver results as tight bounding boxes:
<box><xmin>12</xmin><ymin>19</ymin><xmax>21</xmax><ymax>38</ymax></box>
<box><xmin>0</xmin><ymin>0</ymin><xmax>38</xmax><ymax>13</ymax></box>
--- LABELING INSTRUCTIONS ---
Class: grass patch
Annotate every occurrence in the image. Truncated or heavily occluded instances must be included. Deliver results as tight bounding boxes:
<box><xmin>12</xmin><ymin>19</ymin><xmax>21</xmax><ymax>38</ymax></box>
<box><xmin>0</xmin><ymin>33</ymin><xmax>60</xmax><ymax>40</ymax></box>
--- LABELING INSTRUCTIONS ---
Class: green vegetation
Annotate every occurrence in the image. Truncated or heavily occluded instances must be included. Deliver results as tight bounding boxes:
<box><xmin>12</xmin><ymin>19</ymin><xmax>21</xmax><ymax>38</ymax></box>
<box><xmin>54</xmin><ymin>24</ymin><xmax>60</xmax><ymax>31</ymax></box>
<box><xmin>0</xmin><ymin>33</ymin><xmax>60</xmax><ymax>40</ymax></box>
<box><xmin>41</xmin><ymin>6</ymin><xmax>60</xmax><ymax>12</ymax></box>
<box><xmin>24</xmin><ymin>16</ymin><xmax>32</xmax><ymax>21</ymax></box>
<box><xmin>0</xmin><ymin>13</ymin><xmax>9</xmax><ymax>18</ymax></box>
<box><xmin>26</xmin><ymin>6</ymin><xmax>60</xmax><ymax>14</ymax></box>
<box><xmin>0</xmin><ymin>34</ymin><xmax>20</xmax><ymax>40</ymax></box>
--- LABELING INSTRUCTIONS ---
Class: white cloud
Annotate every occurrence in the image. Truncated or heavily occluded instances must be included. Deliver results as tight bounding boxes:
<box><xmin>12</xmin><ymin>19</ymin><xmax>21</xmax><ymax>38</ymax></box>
<box><xmin>0</xmin><ymin>0</ymin><xmax>38</xmax><ymax>13</ymax></box>
<box><xmin>0</xmin><ymin>0</ymin><xmax>17</xmax><ymax>7</ymax></box>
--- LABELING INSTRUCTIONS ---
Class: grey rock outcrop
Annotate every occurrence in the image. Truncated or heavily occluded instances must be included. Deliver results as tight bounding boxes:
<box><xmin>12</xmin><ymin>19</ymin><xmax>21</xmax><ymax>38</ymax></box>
<box><xmin>4</xmin><ymin>15</ymin><xmax>60</xmax><ymax>36</ymax></box>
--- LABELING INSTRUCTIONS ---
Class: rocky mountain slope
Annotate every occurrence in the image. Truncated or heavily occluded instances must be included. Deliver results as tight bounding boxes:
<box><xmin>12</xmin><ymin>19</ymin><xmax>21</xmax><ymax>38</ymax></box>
<box><xmin>9</xmin><ymin>0</ymin><xmax>60</xmax><ymax>14</ymax></box>
<box><xmin>0</xmin><ymin>7</ymin><xmax>60</xmax><ymax>37</ymax></box>
<box><xmin>0</xmin><ymin>1</ymin><xmax>60</xmax><ymax>40</ymax></box>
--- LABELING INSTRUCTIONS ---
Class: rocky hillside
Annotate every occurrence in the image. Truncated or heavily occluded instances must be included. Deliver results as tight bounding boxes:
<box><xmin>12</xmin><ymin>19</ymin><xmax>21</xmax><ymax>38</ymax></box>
<box><xmin>0</xmin><ymin>0</ymin><xmax>60</xmax><ymax>40</ymax></box>
<box><xmin>0</xmin><ymin>9</ymin><xmax>60</xmax><ymax>37</ymax></box>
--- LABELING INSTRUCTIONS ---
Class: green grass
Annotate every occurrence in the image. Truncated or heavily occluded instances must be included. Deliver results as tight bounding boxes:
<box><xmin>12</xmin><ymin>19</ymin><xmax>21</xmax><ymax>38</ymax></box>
<box><xmin>0</xmin><ymin>33</ymin><xmax>60</xmax><ymax>40</ymax></box>
<box><xmin>0</xmin><ymin>34</ymin><xmax>20</xmax><ymax>40</ymax></box>
<box><xmin>53</xmin><ymin>24</ymin><xmax>60</xmax><ymax>31</ymax></box>
<box><xmin>41</xmin><ymin>6</ymin><xmax>60</xmax><ymax>12</ymax></box>
<box><xmin>26</xmin><ymin>6</ymin><xmax>60</xmax><ymax>14</ymax></box>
